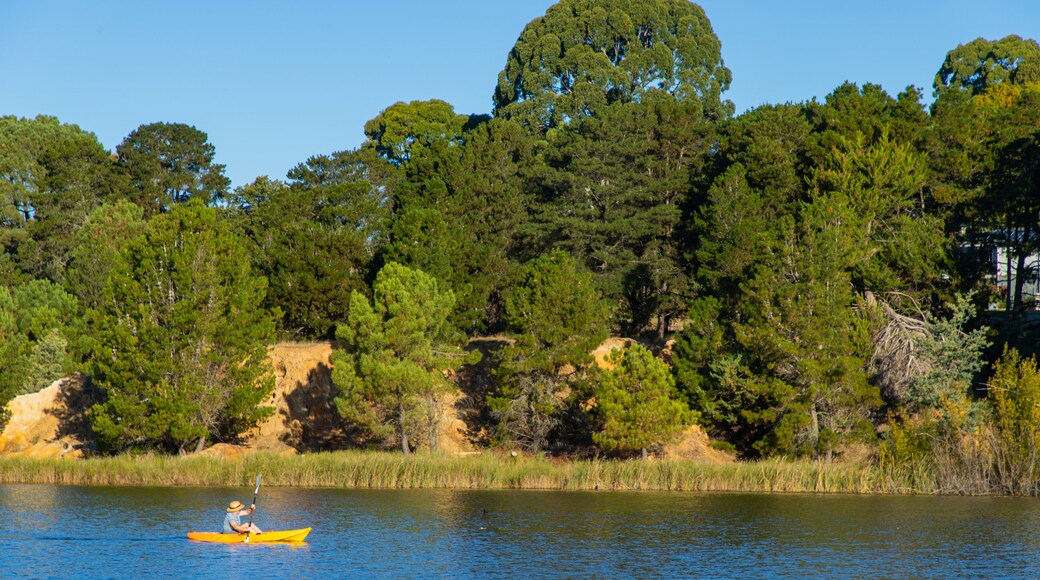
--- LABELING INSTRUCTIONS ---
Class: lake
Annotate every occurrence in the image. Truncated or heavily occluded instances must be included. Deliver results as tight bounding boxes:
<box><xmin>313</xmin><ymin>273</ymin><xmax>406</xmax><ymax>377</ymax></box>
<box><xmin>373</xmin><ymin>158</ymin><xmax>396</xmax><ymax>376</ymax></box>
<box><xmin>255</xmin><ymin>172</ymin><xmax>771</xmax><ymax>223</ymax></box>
<box><xmin>0</xmin><ymin>484</ymin><xmax>1035</xmax><ymax>578</ymax></box>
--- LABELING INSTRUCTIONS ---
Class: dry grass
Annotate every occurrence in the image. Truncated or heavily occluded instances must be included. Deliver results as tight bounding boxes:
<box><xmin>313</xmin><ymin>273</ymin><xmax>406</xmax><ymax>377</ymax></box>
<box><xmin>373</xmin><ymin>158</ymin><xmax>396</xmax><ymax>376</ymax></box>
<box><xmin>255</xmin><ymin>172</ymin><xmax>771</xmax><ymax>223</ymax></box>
<box><xmin>0</xmin><ymin>451</ymin><xmax>931</xmax><ymax>494</ymax></box>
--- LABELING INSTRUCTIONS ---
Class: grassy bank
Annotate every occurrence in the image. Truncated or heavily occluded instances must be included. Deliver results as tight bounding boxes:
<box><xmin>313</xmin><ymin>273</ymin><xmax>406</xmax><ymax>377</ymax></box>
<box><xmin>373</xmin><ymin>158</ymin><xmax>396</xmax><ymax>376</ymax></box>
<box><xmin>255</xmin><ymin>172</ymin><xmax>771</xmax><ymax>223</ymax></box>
<box><xmin>0</xmin><ymin>451</ymin><xmax>934</xmax><ymax>494</ymax></box>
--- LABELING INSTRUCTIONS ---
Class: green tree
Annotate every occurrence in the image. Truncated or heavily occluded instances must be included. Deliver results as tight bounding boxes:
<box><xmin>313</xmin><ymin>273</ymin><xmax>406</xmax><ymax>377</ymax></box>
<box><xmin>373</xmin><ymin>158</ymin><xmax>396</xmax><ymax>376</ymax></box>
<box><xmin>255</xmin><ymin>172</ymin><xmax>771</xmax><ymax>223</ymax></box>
<box><xmin>490</xmin><ymin>250</ymin><xmax>610</xmax><ymax>452</ymax></box>
<box><xmin>928</xmin><ymin>38</ymin><xmax>1040</xmax><ymax>279</ymax></box>
<box><xmin>932</xmin><ymin>81</ymin><xmax>1040</xmax><ymax>313</ymax></box>
<box><xmin>0</xmin><ymin>280</ymin><xmax>79</xmax><ymax>424</ymax></box>
<box><xmin>710</xmin><ymin>104</ymin><xmax>813</xmax><ymax>212</ymax></box>
<box><xmin>370</xmin><ymin>103</ymin><xmax>532</xmax><ymax>333</ymax></box>
<box><xmin>20</xmin><ymin>131</ymin><xmax>131</xmax><ymax>282</ymax></box>
<box><xmin>8</xmin><ymin>279</ymin><xmax>79</xmax><ymax>345</ymax></box>
<box><xmin>363</xmin><ymin>99</ymin><xmax>472</xmax><ymax>168</ymax></box>
<box><xmin>116</xmin><ymin>122</ymin><xmax>230</xmax><ymax>215</ymax></box>
<box><xmin>989</xmin><ymin>347</ymin><xmax>1040</xmax><ymax>495</ymax></box>
<box><xmin>683</xmin><ymin>130</ymin><xmax>946</xmax><ymax>457</ymax></box>
<box><xmin>925</xmin><ymin>83</ymin><xmax>988</xmax><ymax>237</ymax></box>
<box><xmin>805</xmin><ymin>83</ymin><xmax>929</xmax><ymax>164</ymax></box>
<box><xmin>0</xmin><ymin>116</ymin><xmax>84</xmax><ymax>228</ymax></box>
<box><xmin>529</xmin><ymin>94</ymin><xmax>711</xmax><ymax>336</ymax></box>
<box><xmin>413</xmin><ymin>117</ymin><xmax>534</xmax><ymax>332</ymax></box>
<box><xmin>670</xmin><ymin>296</ymin><xmax>726</xmax><ymax>419</ymax></box>
<box><xmin>732</xmin><ymin>205</ymin><xmax>878</xmax><ymax>459</ymax></box>
<box><xmin>801</xmin><ymin>85</ymin><xmax>939</xmax><ymax>283</ymax></box>
<box><xmin>984</xmin><ymin>87</ymin><xmax>1040</xmax><ymax>312</ymax></box>
<box><xmin>23</xmin><ymin>329</ymin><xmax>70</xmax><ymax>396</ymax></box>
<box><xmin>694</xmin><ymin>164</ymin><xmax>776</xmax><ymax>302</ymax></box>
<box><xmin>384</xmin><ymin>207</ymin><xmax>462</xmax><ymax>287</ymax></box>
<box><xmin>759</xmin><ymin>135</ymin><xmax>940</xmax><ymax>457</ymax></box>
<box><xmin>593</xmin><ymin>344</ymin><xmax>692</xmax><ymax>458</ymax></box>
<box><xmin>696</xmin><ymin>105</ymin><xmax>815</xmax><ymax>308</ymax></box>
<box><xmin>926</xmin><ymin>88</ymin><xmax>1010</xmax><ymax>303</ymax></box>
<box><xmin>684</xmin><ymin>107</ymin><xmax>826</xmax><ymax>453</ymax></box>
<box><xmin>0</xmin><ymin>289</ymin><xmax>24</xmax><ymax>426</ymax></box>
<box><xmin>494</xmin><ymin>0</ymin><xmax>732</xmax><ymax>130</ymax></box>
<box><xmin>63</xmin><ymin>200</ymin><xmax>147</xmax><ymax>315</ymax></box>
<box><xmin>231</xmin><ymin>167</ymin><xmax>386</xmax><ymax>338</ymax></box>
<box><xmin>934</xmin><ymin>35</ymin><xmax>1040</xmax><ymax>98</ymax></box>
<box><xmin>814</xmin><ymin>132</ymin><xmax>948</xmax><ymax>299</ymax></box>
<box><xmin>331</xmin><ymin>262</ymin><xmax>476</xmax><ymax>454</ymax></box>
<box><xmin>88</xmin><ymin>202</ymin><xmax>276</xmax><ymax>454</ymax></box>
<box><xmin>909</xmin><ymin>295</ymin><xmax>990</xmax><ymax>408</ymax></box>
<box><xmin>0</xmin><ymin>115</ymin><xmax>120</xmax><ymax>282</ymax></box>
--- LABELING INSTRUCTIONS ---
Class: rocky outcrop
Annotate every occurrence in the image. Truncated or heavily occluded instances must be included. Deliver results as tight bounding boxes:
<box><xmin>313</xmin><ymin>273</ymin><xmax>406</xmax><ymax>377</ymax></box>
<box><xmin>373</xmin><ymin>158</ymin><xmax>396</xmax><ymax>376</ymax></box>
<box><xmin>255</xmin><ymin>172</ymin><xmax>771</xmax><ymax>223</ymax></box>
<box><xmin>0</xmin><ymin>374</ymin><xmax>96</xmax><ymax>458</ymax></box>
<box><xmin>661</xmin><ymin>425</ymin><xmax>734</xmax><ymax>464</ymax></box>
<box><xmin>252</xmin><ymin>342</ymin><xmax>345</xmax><ymax>453</ymax></box>
<box><xmin>204</xmin><ymin>342</ymin><xmax>353</xmax><ymax>457</ymax></box>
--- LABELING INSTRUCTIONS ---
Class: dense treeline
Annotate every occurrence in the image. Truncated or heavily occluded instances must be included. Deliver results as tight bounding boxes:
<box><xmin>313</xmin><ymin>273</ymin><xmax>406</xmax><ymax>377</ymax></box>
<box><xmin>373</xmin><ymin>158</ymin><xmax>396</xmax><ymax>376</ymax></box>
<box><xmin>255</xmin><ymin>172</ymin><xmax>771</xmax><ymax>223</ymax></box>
<box><xmin>3</xmin><ymin>0</ymin><xmax>1040</xmax><ymax>491</ymax></box>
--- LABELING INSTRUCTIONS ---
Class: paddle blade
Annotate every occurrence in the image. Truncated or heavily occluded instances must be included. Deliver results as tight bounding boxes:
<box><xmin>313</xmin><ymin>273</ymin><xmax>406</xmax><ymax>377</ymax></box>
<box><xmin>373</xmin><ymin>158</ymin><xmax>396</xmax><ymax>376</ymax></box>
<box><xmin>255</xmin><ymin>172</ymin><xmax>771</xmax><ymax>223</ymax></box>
<box><xmin>254</xmin><ymin>474</ymin><xmax>261</xmax><ymax>495</ymax></box>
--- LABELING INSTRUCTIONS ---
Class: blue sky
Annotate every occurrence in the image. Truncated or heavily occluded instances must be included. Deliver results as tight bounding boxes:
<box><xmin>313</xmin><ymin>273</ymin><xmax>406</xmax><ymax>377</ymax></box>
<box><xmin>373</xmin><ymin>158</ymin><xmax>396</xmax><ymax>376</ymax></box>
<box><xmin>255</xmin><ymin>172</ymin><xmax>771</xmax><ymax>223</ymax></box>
<box><xmin>1</xmin><ymin>1</ymin><xmax>1037</xmax><ymax>188</ymax></box>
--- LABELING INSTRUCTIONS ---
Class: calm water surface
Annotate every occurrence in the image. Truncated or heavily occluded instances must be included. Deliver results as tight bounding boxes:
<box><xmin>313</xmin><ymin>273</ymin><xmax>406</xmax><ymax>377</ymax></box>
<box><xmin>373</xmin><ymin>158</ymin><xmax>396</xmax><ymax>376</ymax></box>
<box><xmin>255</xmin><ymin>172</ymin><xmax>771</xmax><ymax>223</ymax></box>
<box><xmin>0</xmin><ymin>484</ymin><xmax>1036</xmax><ymax>578</ymax></box>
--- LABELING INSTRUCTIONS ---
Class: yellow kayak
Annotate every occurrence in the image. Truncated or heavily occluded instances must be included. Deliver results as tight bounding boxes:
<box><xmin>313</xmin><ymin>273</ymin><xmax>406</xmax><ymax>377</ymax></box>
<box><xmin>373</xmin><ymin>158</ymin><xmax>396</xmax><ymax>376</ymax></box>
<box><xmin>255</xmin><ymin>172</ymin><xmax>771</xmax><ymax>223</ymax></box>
<box><xmin>187</xmin><ymin>527</ymin><xmax>311</xmax><ymax>543</ymax></box>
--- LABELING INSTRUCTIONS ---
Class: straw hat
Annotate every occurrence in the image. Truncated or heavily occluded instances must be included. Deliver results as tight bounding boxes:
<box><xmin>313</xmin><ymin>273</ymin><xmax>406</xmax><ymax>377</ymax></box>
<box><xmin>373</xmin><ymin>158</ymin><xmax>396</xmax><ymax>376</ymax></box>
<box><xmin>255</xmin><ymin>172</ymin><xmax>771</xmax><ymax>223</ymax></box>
<box><xmin>227</xmin><ymin>500</ymin><xmax>245</xmax><ymax>513</ymax></box>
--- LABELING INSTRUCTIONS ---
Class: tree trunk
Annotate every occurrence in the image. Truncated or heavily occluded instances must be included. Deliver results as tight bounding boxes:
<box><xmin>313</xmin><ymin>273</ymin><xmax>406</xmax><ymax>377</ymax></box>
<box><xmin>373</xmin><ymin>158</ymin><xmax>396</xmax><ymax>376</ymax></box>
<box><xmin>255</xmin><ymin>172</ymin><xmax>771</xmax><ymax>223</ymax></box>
<box><xmin>809</xmin><ymin>402</ymin><xmax>820</xmax><ymax>460</ymax></box>
<box><xmin>1006</xmin><ymin>223</ymin><xmax>1014</xmax><ymax>312</ymax></box>
<box><xmin>641</xmin><ymin>447</ymin><xmax>648</xmax><ymax>460</ymax></box>
<box><xmin>194</xmin><ymin>435</ymin><xmax>206</xmax><ymax>454</ymax></box>
<box><xmin>428</xmin><ymin>394</ymin><xmax>439</xmax><ymax>453</ymax></box>
<box><xmin>400</xmin><ymin>402</ymin><xmax>411</xmax><ymax>455</ymax></box>
<box><xmin>1014</xmin><ymin>229</ymin><xmax>1031</xmax><ymax>313</ymax></box>
<box><xmin>1014</xmin><ymin>252</ymin><xmax>1026</xmax><ymax>313</ymax></box>
<box><xmin>657</xmin><ymin>280</ymin><xmax>669</xmax><ymax>341</ymax></box>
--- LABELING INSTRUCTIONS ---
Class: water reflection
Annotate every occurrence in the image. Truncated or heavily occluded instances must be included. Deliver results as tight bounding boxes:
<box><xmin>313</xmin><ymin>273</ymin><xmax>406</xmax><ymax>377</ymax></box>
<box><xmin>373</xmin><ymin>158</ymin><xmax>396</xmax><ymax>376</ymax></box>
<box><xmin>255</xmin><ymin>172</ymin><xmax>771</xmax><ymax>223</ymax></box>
<box><xmin>0</xmin><ymin>485</ymin><xmax>1036</xmax><ymax>578</ymax></box>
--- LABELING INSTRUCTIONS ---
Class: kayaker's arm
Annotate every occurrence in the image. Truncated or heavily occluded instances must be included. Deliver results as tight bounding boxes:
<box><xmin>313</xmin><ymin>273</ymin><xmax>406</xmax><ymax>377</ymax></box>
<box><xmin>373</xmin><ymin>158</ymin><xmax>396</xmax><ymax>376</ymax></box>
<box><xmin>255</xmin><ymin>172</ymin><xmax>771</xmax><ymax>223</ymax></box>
<box><xmin>230</xmin><ymin>519</ymin><xmax>252</xmax><ymax>533</ymax></box>
<box><xmin>229</xmin><ymin>505</ymin><xmax>258</xmax><ymax>533</ymax></box>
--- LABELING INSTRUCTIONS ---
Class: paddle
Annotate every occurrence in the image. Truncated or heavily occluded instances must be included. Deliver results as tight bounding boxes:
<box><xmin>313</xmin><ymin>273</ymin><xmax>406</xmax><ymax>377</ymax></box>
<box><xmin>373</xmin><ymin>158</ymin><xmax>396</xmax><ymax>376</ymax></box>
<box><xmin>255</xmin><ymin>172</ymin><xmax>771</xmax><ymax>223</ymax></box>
<box><xmin>244</xmin><ymin>474</ymin><xmax>261</xmax><ymax>544</ymax></box>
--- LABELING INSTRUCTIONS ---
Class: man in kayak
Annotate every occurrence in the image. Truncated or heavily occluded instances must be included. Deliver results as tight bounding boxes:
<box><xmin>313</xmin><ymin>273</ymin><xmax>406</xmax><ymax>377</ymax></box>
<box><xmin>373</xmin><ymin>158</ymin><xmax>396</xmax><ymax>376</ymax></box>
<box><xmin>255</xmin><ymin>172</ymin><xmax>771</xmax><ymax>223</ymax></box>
<box><xmin>223</xmin><ymin>500</ymin><xmax>263</xmax><ymax>534</ymax></box>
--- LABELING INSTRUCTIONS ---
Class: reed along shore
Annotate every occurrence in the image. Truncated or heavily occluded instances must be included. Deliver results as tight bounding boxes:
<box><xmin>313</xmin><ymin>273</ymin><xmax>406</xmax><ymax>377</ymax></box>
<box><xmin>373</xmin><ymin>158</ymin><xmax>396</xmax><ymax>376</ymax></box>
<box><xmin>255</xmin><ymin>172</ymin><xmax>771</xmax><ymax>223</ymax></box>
<box><xmin>0</xmin><ymin>451</ymin><xmax>934</xmax><ymax>494</ymax></box>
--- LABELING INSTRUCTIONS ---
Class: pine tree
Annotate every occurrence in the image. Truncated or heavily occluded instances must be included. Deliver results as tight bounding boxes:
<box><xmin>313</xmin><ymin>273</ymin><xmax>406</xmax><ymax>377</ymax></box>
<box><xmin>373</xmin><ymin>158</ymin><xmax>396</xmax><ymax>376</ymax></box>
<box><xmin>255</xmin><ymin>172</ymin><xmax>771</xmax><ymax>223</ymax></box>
<box><xmin>88</xmin><ymin>202</ymin><xmax>276</xmax><ymax>454</ymax></box>
<box><xmin>490</xmin><ymin>250</ymin><xmax>610</xmax><ymax>452</ymax></box>
<box><xmin>593</xmin><ymin>344</ymin><xmax>692</xmax><ymax>458</ymax></box>
<box><xmin>332</xmin><ymin>262</ymin><xmax>477</xmax><ymax>454</ymax></box>
<box><xmin>230</xmin><ymin>171</ymin><xmax>384</xmax><ymax>339</ymax></box>
<box><xmin>531</xmin><ymin>95</ymin><xmax>709</xmax><ymax>335</ymax></box>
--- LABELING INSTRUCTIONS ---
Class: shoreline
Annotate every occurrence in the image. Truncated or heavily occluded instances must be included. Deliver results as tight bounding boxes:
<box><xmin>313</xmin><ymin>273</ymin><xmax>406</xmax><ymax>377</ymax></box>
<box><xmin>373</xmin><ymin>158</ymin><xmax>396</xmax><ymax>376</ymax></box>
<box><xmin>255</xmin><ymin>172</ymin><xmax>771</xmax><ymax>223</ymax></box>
<box><xmin>0</xmin><ymin>451</ymin><xmax>931</xmax><ymax>494</ymax></box>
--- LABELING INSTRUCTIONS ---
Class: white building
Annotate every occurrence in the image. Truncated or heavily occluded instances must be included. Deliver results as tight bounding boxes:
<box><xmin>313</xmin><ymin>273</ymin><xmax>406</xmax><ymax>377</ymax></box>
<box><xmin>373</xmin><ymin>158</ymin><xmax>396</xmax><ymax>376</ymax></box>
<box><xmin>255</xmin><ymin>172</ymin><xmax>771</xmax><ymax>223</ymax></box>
<box><xmin>964</xmin><ymin>230</ymin><xmax>1040</xmax><ymax>310</ymax></box>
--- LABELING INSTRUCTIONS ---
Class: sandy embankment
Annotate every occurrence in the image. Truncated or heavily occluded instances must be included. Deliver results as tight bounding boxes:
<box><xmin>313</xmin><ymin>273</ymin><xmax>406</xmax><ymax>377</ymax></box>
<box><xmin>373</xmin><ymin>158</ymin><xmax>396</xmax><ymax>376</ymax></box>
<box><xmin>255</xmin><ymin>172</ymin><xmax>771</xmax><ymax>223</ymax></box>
<box><xmin>1</xmin><ymin>339</ymin><xmax>730</xmax><ymax>463</ymax></box>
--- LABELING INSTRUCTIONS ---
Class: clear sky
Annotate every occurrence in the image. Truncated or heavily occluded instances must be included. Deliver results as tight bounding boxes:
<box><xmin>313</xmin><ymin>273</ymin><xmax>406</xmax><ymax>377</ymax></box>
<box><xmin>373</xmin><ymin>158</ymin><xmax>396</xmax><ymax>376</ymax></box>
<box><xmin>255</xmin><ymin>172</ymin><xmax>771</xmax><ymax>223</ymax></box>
<box><xmin>1</xmin><ymin>1</ymin><xmax>1037</xmax><ymax>188</ymax></box>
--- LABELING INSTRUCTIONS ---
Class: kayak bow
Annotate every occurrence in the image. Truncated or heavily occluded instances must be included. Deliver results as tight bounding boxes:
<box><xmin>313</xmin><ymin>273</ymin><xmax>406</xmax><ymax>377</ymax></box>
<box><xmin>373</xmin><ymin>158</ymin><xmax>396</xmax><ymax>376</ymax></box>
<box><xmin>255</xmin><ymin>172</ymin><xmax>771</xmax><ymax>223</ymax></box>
<box><xmin>187</xmin><ymin>527</ymin><xmax>311</xmax><ymax>543</ymax></box>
